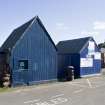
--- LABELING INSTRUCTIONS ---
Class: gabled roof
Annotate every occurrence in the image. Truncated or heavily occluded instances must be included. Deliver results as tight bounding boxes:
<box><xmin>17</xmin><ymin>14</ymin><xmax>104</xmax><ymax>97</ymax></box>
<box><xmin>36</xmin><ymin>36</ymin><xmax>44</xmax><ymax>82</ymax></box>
<box><xmin>1</xmin><ymin>17</ymin><xmax>35</xmax><ymax>51</ymax></box>
<box><xmin>1</xmin><ymin>16</ymin><xmax>57</xmax><ymax>51</ymax></box>
<box><xmin>57</xmin><ymin>37</ymin><xmax>92</xmax><ymax>54</ymax></box>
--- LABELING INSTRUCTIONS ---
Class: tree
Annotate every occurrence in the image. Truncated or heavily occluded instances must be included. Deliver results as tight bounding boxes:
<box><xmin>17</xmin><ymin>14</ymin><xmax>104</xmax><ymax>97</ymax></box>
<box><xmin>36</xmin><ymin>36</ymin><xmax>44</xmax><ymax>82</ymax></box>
<box><xmin>98</xmin><ymin>42</ymin><xmax>105</xmax><ymax>48</ymax></box>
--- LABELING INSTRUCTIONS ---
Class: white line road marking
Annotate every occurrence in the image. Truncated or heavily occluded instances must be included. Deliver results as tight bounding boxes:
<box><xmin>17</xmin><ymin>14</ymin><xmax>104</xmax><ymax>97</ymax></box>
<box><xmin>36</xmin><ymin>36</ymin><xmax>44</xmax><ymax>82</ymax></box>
<box><xmin>35</xmin><ymin>97</ymin><xmax>68</xmax><ymax>105</ymax></box>
<box><xmin>74</xmin><ymin>89</ymin><xmax>83</xmax><ymax>94</ymax></box>
<box><xmin>24</xmin><ymin>99</ymin><xmax>40</xmax><ymax>104</ymax></box>
<box><xmin>50</xmin><ymin>94</ymin><xmax>64</xmax><ymax>99</ymax></box>
<box><xmin>69</xmin><ymin>82</ymin><xmax>87</xmax><ymax>88</ymax></box>
<box><xmin>23</xmin><ymin>94</ymin><xmax>69</xmax><ymax>105</ymax></box>
<box><xmin>50</xmin><ymin>97</ymin><xmax>68</xmax><ymax>104</ymax></box>
<box><xmin>86</xmin><ymin>79</ymin><xmax>92</xmax><ymax>88</ymax></box>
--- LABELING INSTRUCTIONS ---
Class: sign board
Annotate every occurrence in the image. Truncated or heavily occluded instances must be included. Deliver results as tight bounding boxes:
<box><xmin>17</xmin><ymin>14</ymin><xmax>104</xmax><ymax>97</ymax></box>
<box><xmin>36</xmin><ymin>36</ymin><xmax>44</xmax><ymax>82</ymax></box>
<box><xmin>80</xmin><ymin>58</ymin><xmax>93</xmax><ymax>67</ymax></box>
<box><xmin>94</xmin><ymin>52</ymin><xmax>101</xmax><ymax>59</ymax></box>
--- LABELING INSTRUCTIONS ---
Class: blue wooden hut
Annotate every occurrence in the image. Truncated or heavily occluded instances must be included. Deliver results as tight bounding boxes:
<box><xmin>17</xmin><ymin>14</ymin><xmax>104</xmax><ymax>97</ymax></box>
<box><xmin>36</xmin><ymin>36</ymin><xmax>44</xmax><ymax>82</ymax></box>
<box><xmin>0</xmin><ymin>16</ymin><xmax>57</xmax><ymax>86</ymax></box>
<box><xmin>57</xmin><ymin>37</ymin><xmax>101</xmax><ymax>79</ymax></box>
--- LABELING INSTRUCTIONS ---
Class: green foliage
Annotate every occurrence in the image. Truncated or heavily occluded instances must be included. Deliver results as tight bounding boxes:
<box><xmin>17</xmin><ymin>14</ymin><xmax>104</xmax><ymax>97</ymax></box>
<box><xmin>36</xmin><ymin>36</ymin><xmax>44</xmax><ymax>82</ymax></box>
<box><xmin>98</xmin><ymin>42</ymin><xmax>105</xmax><ymax>48</ymax></box>
<box><xmin>0</xmin><ymin>88</ymin><xmax>14</xmax><ymax>93</ymax></box>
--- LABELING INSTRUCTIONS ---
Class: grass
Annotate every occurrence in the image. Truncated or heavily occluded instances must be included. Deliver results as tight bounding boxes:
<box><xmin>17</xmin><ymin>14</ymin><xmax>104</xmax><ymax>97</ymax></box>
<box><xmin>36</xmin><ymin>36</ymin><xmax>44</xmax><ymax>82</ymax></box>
<box><xmin>0</xmin><ymin>88</ymin><xmax>9</xmax><ymax>93</ymax></box>
<box><xmin>0</xmin><ymin>80</ymin><xmax>59</xmax><ymax>93</ymax></box>
<box><xmin>0</xmin><ymin>87</ymin><xmax>15</xmax><ymax>93</ymax></box>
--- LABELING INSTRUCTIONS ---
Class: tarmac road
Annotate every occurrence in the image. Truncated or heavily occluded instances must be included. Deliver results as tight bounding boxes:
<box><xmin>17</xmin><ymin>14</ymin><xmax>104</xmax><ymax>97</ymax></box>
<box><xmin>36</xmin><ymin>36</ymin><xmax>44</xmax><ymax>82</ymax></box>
<box><xmin>0</xmin><ymin>75</ymin><xmax>105</xmax><ymax>105</ymax></box>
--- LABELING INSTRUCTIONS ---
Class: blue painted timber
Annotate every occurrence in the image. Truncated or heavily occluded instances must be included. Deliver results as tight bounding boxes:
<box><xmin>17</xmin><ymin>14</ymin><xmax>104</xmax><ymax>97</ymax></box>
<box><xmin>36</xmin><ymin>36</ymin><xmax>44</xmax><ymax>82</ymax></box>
<box><xmin>1</xmin><ymin>16</ymin><xmax>57</xmax><ymax>86</ymax></box>
<box><xmin>80</xmin><ymin>38</ymin><xmax>101</xmax><ymax>76</ymax></box>
<box><xmin>57</xmin><ymin>37</ymin><xmax>101</xmax><ymax>79</ymax></box>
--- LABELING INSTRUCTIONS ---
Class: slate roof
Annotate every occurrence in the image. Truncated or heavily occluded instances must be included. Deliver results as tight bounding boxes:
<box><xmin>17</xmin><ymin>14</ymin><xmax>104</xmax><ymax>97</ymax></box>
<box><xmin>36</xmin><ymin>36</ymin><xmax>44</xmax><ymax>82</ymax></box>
<box><xmin>57</xmin><ymin>37</ymin><xmax>92</xmax><ymax>54</ymax></box>
<box><xmin>1</xmin><ymin>16</ymin><xmax>57</xmax><ymax>51</ymax></box>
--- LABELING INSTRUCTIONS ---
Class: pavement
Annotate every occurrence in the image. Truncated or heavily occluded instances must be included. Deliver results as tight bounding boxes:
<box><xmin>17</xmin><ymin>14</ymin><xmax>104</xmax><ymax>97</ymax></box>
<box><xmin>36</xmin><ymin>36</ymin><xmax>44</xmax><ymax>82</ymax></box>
<box><xmin>0</xmin><ymin>75</ymin><xmax>105</xmax><ymax>105</ymax></box>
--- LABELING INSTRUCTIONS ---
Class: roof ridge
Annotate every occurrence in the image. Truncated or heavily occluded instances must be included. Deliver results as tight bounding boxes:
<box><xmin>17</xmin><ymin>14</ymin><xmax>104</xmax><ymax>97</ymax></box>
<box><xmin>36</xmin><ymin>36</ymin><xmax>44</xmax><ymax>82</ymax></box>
<box><xmin>14</xmin><ymin>17</ymin><xmax>36</xmax><ymax>31</ymax></box>
<box><xmin>59</xmin><ymin>36</ymin><xmax>92</xmax><ymax>43</ymax></box>
<box><xmin>35</xmin><ymin>16</ymin><xmax>57</xmax><ymax>51</ymax></box>
<box><xmin>79</xmin><ymin>37</ymin><xmax>92</xmax><ymax>53</ymax></box>
<box><xmin>1</xmin><ymin>17</ymin><xmax>36</xmax><ymax>50</ymax></box>
<box><xmin>57</xmin><ymin>37</ymin><xmax>92</xmax><ymax>54</ymax></box>
<box><xmin>1</xmin><ymin>16</ymin><xmax>57</xmax><ymax>52</ymax></box>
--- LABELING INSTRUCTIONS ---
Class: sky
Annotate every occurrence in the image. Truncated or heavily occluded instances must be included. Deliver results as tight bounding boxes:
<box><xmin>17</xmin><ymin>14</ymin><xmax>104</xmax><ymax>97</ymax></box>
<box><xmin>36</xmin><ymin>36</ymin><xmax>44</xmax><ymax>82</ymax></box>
<box><xmin>0</xmin><ymin>0</ymin><xmax>105</xmax><ymax>46</ymax></box>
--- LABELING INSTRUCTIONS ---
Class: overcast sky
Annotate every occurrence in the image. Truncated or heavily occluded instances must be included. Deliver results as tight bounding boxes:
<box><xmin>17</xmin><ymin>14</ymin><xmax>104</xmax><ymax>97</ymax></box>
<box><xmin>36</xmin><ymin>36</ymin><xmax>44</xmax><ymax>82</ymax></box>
<box><xmin>0</xmin><ymin>0</ymin><xmax>105</xmax><ymax>46</ymax></box>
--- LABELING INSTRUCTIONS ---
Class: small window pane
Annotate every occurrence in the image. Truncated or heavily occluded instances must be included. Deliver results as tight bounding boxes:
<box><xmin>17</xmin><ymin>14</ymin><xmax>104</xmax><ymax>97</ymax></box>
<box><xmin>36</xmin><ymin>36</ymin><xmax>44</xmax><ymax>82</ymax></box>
<box><xmin>19</xmin><ymin>60</ymin><xmax>28</xmax><ymax>69</ymax></box>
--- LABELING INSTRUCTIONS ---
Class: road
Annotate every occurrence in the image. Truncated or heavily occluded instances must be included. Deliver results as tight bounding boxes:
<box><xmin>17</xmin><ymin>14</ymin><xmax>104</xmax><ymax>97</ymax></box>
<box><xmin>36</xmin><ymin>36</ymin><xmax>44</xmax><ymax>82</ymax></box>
<box><xmin>0</xmin><ymin>75</ymin><xmax>105</xmax><ymax>105</ymax></box>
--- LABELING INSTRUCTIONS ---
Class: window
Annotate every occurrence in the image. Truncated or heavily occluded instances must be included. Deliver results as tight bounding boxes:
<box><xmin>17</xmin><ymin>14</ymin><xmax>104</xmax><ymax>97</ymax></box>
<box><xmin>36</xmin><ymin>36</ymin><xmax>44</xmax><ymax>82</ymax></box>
<box><xmin>19</xmin><ymin>60</ymin><xmax>28</xmax><ymax>69</ymax></box>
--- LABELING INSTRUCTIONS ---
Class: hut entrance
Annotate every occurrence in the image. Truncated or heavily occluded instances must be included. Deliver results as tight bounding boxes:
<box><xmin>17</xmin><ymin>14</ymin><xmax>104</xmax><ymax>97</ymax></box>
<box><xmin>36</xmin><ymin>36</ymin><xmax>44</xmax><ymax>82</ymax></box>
<box><xmin>0</xmin><ymin>51</ymin><xmax>11</xmax><ymax>87</ymax></box>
